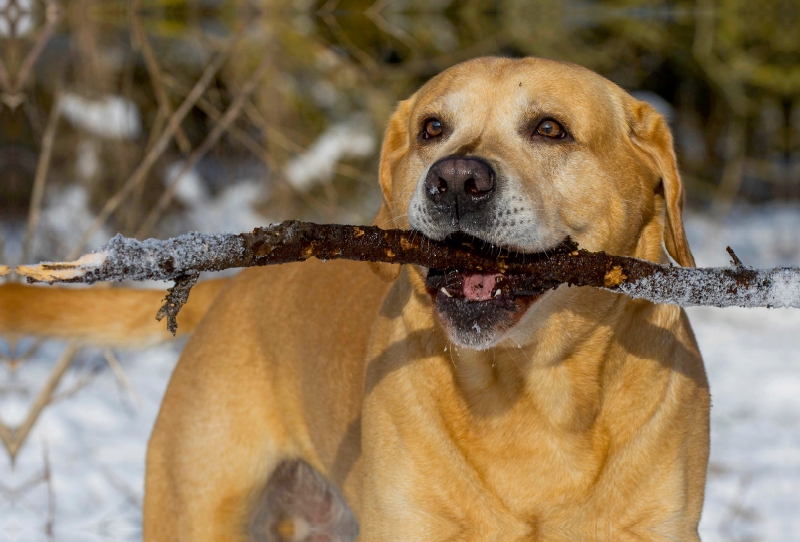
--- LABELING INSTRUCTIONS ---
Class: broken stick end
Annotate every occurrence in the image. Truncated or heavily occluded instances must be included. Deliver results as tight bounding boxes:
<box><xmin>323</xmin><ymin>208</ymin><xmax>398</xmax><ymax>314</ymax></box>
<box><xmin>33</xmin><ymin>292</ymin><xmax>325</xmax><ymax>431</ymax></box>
<box><xmin>15</xmin><ymin>252</ymin><xmax>107</xmax><ymax>283</ymax></box>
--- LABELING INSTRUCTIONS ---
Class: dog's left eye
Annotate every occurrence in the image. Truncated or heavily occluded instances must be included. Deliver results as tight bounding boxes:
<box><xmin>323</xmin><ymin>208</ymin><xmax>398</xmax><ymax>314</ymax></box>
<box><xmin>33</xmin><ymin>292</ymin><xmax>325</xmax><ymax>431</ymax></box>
<box><xmin>534</xmin><ymin>119</ymin><xmax>566</xmax><ymax>139</ymax></box>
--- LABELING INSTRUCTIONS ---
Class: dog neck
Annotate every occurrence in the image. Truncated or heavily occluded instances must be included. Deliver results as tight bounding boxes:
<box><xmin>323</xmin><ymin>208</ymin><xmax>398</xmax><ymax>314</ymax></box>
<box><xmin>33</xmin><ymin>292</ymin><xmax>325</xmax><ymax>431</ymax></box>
<box><xmin>391</xmin><ymin>267</ymin><xmax>638</xmax><ymax>425</ymax></box>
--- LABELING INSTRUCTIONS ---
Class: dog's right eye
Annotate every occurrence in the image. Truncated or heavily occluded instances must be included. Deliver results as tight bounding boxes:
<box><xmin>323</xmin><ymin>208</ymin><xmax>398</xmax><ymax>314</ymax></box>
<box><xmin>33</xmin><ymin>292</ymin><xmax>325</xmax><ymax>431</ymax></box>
<box><xmin>422</xmin><ymin>119</ymin><xmax>444</xmax><ymax>139</ymax></box>
<box><xmin>534</xmin><ymin>119</ymin><xmax>566</xmax><ymax>139</ymax></box>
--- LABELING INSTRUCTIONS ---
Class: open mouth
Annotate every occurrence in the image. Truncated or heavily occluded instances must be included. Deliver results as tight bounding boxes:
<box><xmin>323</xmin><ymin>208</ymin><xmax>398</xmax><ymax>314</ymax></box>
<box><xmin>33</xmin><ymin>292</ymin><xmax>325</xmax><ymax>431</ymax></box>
<box><xmin>425</xmin><ymin>268</ymin><xmax>543</xmax><ymax>349</ymax></box>
<box><xmin>423</xmin><ymin>234</ymin><xmax>555</xmax><ymax>348</ymax></box>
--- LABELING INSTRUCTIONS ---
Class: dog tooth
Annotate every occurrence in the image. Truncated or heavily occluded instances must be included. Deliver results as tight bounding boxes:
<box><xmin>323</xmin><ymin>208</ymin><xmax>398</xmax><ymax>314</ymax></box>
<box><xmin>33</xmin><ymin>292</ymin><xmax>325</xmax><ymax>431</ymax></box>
<box><xmin>440</xmin><ymin>287</ymin><xmax>453</xmax><ymax>298</ymax></box>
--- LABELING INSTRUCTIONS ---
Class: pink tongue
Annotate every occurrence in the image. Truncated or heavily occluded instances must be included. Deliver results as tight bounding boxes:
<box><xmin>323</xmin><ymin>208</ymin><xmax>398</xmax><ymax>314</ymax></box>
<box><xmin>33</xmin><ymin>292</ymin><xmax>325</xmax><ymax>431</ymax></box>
<box><xmin>462</xmin><ymin>273</ymin><xmax>502</xmax><ymax>301</ymax></box>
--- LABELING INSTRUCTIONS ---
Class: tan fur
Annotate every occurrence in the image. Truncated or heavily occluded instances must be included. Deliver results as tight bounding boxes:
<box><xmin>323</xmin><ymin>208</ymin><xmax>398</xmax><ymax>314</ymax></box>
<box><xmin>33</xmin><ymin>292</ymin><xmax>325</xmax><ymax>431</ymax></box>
<box><xmin>2</xmin><ymin>57</ymin><xmax>710</xmax><ymax>541</ymax></box>
<box><xmin>0</xmin><ymin>279</ymin><xmax>226</xmax><ymax>347</ymax></box>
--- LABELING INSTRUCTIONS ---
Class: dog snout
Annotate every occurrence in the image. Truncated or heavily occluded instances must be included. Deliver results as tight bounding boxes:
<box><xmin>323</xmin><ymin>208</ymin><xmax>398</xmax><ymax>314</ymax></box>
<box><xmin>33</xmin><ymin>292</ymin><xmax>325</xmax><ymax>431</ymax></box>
<box><xmin>424</xmin><ymin>157</ymin><xmax>495</xmax><ymax>215</ymax></box>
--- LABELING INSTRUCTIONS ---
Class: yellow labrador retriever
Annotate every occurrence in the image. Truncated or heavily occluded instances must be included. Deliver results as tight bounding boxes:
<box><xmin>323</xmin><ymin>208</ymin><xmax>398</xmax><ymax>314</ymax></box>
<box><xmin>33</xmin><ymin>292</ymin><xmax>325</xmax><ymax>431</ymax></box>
<box><xmin>2</xmin><ymin>56</ymin><xmax>710</xmax><ymax>541</ymax></box>
<box><xmin>144</xmin><ymin>56</ymin><xmax>708</xmax><ymax>541</ymax></box>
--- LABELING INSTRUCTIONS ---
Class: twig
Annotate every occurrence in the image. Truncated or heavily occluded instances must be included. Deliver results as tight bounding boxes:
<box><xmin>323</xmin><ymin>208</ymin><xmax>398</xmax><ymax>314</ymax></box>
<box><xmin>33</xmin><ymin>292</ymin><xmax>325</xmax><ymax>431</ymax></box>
<box><xmin>131</xmin><ymin>14</ymin><xmax>192</xmax><ymax>154</ymax></box>
<box><xmin>0</xmin><ymin>344</ymin><xmax>80</xmax><ymax>462</ymax></box>
<box><xmin>49</xmin><ymin>365</ymin><xmax>100</xmax><ymax>403</ymax></box>
<box><xmin>103</xmin><ymin>349</ymin><xmax>144</xmax><ymax>407</ymax></box>
<box><xmin>67</xmin><ymin>36</ymin><xmax>241</xmax><ymax>260</ymax></box>
<box><xmin>43</xmin><ymin>442</ymin><xmax>56</xmax><ymax>541</ymax></box>
<box><xmin>726</xmin><ymin>246</ymin><xmax>743</xmax><ymax>268</ymax></box>
<box><xmin>156</xmin><ymin>273</ymin><xmax>199</xmax><ymax>336</ymax></box>
<box><xmin>15</xmin><ymin>222</ymin><xmax>800</xmax><ymax>335</ymax></box>
<box><xmin>0</xmin><ymin>55</ymin><xmax>12</xmax><ymax>94</ymax></box>
<box><xmin>364</xmin><ymin>0</ymin><xmax>419</xmax><ymax>54</ymax></box>
<box><xmin>2</xmin><ymin>338</ymin><xmax>44</xmax><ymax>372</ymax></box>
<box><xmin>161</xmin><ymin>75</ymin><xmax>267</xmax><ymax>159</ymax></box>
<box><xmin>3</xmin><ymin>2</ymin><xmax>61</xmax><ymax>107</ymax></box>
<box><xmin>317</xmin><ymin>0</ymin><xmax>379</xmax><ymax>72</ymax></box>
<box><xmin>102</xmin><ymin>466</ymin><xmax>142</xmax><ymax>508</ymax></box>
<box><xmin>22</xmin><ymin>92</ymin><xmax>62</xmax><ymax>264</ymax></box>
<box><xmin>135</xmin><ymin>53</ymin><xmax>272</xmax><ymax>238</ymax></box>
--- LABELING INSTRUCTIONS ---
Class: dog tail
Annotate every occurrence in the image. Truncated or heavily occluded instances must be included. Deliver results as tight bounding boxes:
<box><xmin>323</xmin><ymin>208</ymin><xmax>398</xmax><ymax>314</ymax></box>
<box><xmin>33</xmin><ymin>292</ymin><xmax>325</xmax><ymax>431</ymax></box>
<box><xmin>0</xmin><ymin>278</ymin><xmax>228</xmax><ymax>347</ymax></box>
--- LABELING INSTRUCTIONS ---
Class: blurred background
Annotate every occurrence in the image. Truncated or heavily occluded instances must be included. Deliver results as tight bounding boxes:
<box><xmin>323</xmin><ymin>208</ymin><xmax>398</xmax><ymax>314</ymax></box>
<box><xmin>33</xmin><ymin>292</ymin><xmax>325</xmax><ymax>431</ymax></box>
<box><xmin>0</xmin><ymin>0</ymin><xmax>798</xmax><ymax>540</ymax></box>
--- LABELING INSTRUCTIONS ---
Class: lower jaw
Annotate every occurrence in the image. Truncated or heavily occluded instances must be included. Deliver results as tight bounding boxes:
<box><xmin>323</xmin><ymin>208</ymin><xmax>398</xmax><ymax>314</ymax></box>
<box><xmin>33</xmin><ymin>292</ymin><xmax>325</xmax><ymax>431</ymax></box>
<box><xmin>428</xmin><ymin>289</ymin><xmax>541</xmax><ymax>349</ymax></box>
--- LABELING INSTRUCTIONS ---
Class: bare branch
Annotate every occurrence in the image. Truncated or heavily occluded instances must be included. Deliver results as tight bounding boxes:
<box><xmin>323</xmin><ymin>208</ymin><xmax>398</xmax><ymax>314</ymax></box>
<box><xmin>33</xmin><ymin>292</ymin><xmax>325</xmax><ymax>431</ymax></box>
<box><xmin>15</xmin><ymin>222</ymin><xmax>800</xmax><ymax>335</ymax></box>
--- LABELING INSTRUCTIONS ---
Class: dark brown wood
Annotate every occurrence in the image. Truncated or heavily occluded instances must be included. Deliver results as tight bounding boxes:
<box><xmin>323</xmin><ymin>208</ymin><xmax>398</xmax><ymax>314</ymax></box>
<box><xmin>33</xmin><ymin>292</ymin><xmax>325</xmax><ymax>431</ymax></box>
<box><xmin>17</xmin><ymin>221</ymin><xmax>800</xmax><ymax>334</ymax></box>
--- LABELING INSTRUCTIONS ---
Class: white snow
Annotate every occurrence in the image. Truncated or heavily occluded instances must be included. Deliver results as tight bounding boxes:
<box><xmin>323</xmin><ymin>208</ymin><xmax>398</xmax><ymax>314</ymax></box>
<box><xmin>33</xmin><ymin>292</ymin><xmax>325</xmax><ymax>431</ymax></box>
<box><xmin>2</xmin><ymin>205</ymin><xmax>800</xmax><ymax>540</ymax></box>
<box><xmin>27</xmin><ymin>185</ymin><xmax>112</xmax><ymax>262</ymax></box>
<box><xmin>284</xmin><ymin>116</ymin><xmax>375</xmax><ymax>192</ymax></box>
<box><xmin>616</xmin><ymin>265</ymin><xmax>800</xmax><ymax>309</ymax></box>
<box><xmin>161</xmin><ymin>162</ymin><xmax>269</xmax><ymax>235</ymax></box>
<box><xmin>60</xmin><ymin>93</ymin><xmax>142</xmax><ymax>141</ymax></box>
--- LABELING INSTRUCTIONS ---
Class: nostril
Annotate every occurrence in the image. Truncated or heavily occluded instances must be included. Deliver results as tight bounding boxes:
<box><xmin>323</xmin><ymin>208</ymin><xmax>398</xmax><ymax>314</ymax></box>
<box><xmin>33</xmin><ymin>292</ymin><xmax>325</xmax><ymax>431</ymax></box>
<box><xmin>464</xmin><ymin>176</ymin><xmax>493</xmax><ymax>197</ymax></box>
<box><xmin>427</xmin><ymin>176</ymin><xmax>447</xmax><ymax>196</ymax></box>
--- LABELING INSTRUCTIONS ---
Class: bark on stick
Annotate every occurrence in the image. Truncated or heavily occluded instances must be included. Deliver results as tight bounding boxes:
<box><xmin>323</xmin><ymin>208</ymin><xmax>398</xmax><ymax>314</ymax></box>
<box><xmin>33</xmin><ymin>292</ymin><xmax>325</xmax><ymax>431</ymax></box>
<box><xmin>15</xmin><ymin>221</ymin><xmax>800</xmax><ymax>334</ymax></box>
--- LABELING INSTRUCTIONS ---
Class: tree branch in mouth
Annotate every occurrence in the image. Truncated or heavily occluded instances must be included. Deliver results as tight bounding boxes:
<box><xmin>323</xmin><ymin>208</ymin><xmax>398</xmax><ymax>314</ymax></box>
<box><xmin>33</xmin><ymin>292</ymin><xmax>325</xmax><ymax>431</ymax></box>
<box><xmin>13</xmin><ymin>221</ymin><xmax>800</xmax><ymax>334</ymax></box>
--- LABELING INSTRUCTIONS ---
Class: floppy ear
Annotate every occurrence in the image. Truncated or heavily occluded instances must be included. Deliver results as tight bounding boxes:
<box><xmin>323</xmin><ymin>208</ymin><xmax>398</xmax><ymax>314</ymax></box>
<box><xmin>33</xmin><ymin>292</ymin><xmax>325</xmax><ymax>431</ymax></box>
<box><xmin>627</xmin><ymin>100</ymin><xmax>696</xmax><ymax>268</ymax></box>
<box><xmin>368</xmin><ymin>98</ymin><xmax>413</xmax><ymax>282</ymax></box>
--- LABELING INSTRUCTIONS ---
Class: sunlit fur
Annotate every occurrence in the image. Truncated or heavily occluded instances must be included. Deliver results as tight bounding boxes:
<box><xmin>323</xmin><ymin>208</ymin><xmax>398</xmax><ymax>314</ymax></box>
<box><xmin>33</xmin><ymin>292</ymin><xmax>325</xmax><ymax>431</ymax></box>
<box><xmin>0</xmin><ymin>57</ymin><xmax>710</xmax><ymax>541</ymax></box>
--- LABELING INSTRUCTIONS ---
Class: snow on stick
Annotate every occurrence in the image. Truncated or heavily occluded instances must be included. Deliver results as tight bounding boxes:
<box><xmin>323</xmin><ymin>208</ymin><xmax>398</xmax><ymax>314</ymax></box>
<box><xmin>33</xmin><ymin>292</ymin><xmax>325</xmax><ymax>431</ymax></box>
<box><xmin>15</xmin><ymin>220</ymin><xmax>800</xmax><ymax>335</ymax></box>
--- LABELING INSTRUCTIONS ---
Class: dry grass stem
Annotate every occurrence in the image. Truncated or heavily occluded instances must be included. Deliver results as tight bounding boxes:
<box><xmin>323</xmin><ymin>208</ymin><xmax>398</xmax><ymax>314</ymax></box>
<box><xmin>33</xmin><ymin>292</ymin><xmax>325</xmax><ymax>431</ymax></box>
<box><xmin>161</xmin><ymin>75</ymin><xmax>270</xmax><ymax>164</ymax></box>
<box><xmin>67</xmin><ymin>36</ymin><xmax>242</xmax><ymax>260</ymax></box>
<box><xmin>103</xmin><ymin>348</ymin><xmax>143</xmax><ymax>408</ymax></box>
<box><xmin>132</xmin><ymin>14</ymin><xmax>192</xmax><ymax>154</ymax></box>
<box><xmin>135</xmin><ymin>53</ymin><xmax>273</xmax><ymax>238</ymax></box>
<box><xmin>11</xmin><ymin>4</ymin><xmax>61</xmax><ymax>96</ymax></box>
<box><xmin>22</xmin><ymin>93</ymin><xmax>62</xmax><ymax>264</ymax></box>
<box><xmin>1</xmin><ymin>339</ymin><xmax>44</xmax><ymax>372</ymax></box>
<box><xmin>0</xmin><ymin>344</ymin><xmax>80</xmax><ymax>462</ymax></box>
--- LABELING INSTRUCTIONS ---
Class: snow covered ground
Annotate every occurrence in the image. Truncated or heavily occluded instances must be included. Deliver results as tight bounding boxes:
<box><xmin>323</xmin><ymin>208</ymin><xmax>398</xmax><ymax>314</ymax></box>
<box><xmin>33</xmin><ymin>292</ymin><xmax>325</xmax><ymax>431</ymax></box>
<box><xmin>688</xmin><ymin>206</ymin><xmax>800</xmax><ymax>541</ymax></box>
<box><xmin>1</xmin><ymin>205</ymin><xmax>800</xmax><ymax>541</ymax></box>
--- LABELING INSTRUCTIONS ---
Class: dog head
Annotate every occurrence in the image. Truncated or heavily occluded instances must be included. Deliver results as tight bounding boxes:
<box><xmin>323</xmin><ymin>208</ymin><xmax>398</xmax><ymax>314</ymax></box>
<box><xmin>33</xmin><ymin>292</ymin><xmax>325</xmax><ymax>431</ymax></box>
<box><xmin>371</xmin><ymin>57</ymin><xmax>694</xmax><ymax>349</ymax></box>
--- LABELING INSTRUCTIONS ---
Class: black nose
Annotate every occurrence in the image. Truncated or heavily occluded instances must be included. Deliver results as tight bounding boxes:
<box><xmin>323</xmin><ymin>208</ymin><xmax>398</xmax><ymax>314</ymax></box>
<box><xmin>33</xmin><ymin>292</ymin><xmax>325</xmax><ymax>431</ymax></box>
<box><xmin>424</xmin><ymin>156</ymin><xmax>495</xmax><ymax>213</ymax></box>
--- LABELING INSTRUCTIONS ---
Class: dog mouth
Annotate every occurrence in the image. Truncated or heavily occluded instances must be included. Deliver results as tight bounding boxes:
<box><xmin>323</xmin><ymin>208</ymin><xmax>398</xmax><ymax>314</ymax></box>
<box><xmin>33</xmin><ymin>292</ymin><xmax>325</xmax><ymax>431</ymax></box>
<box><xmin>423</xmin><ymin>235</ymin><xmax>555</xmax><ymax>349</ymax></box>
<box><xmin>425</xmin><ymin>268</ymin><xmax>543</xmax><ymax>349</ymax></box>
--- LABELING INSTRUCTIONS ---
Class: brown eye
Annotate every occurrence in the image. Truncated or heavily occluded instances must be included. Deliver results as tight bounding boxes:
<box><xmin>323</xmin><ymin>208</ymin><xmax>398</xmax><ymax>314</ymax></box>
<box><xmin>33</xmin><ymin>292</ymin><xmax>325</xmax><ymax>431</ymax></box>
<box><xmin>423</xmin><ymin>119</ymin><xmax>443</xmax><ymax>139</ymax></box>
<box><xmin>535</xmin><ymin>119</ymin><xmax>565</xmax><ymax>139</ymax></box>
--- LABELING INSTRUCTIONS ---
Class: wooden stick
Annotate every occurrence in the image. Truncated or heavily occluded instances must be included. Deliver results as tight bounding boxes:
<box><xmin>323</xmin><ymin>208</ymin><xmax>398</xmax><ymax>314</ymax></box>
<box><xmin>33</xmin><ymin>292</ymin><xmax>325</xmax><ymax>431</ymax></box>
<box><xmin>15</xmin><ymin>222</ymin><xmax>800</xmax><ymax>335</ymax></box>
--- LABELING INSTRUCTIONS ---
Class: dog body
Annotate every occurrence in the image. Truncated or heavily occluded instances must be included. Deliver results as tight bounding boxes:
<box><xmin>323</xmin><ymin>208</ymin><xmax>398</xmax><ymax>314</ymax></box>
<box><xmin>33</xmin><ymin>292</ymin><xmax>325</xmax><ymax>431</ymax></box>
<box><xmin>3</xmin><ymin>56</ymin><xmax>710</xmax><ymax>541</ymax></box>
<box><xmin>143</xmin><ymin>57</ymin><xmax>709</xmax><ymax>541</ymax></box>
<box><xmin>145</xmin><ymin>267</ymin><xmax>708</xmax><ymax>541</ymax></box>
